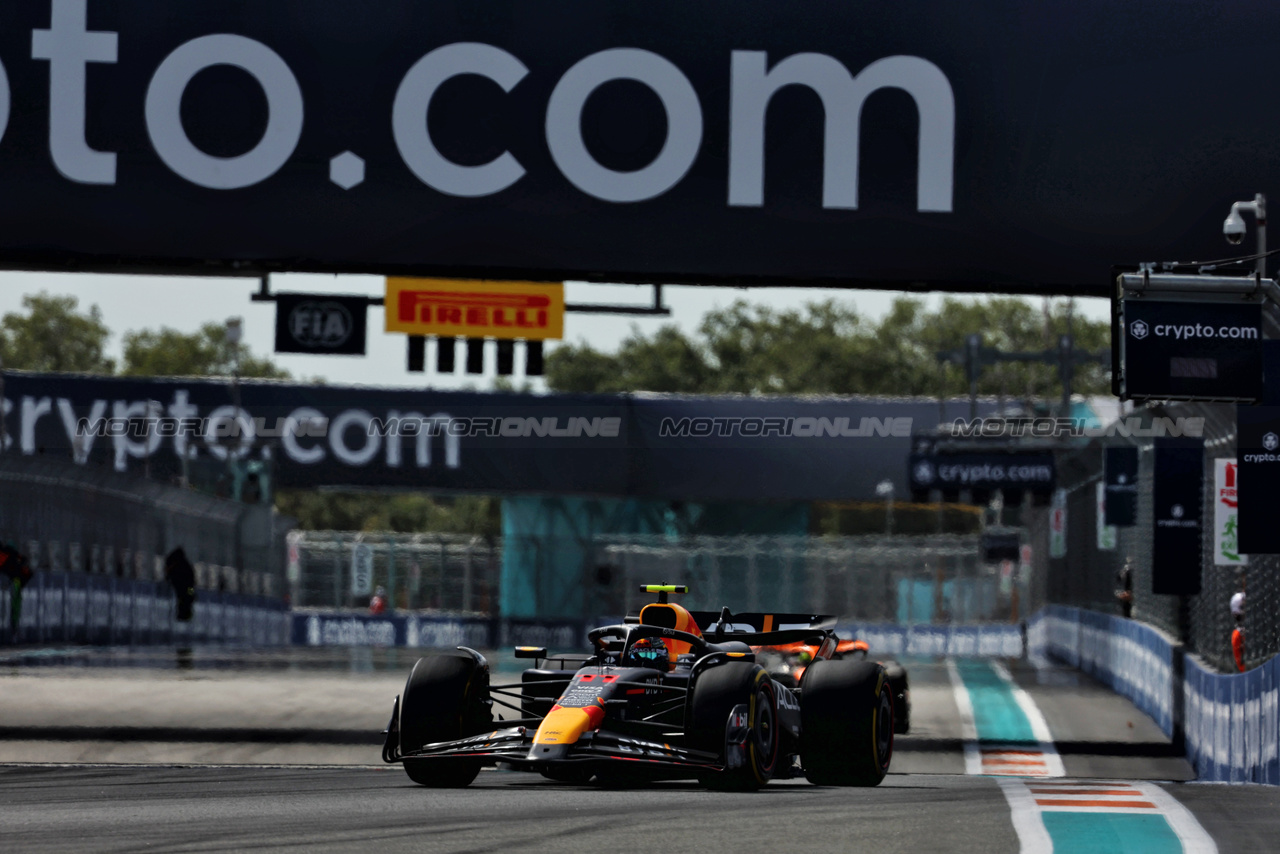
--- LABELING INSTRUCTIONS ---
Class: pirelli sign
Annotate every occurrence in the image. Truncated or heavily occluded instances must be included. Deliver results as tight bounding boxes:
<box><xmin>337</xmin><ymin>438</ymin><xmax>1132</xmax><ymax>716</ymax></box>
<box><xmin>385</xmin><ymin>278</ymin><xmax>565</xmax><ymax>340</ymax></box>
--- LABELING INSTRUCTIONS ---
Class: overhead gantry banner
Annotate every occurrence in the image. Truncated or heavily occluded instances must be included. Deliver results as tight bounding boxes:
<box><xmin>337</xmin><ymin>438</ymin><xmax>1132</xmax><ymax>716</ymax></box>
<box><xmin>0</xmin><ymin>0</ymin><xmax>1275</xmax><ymax>293</ymax></box>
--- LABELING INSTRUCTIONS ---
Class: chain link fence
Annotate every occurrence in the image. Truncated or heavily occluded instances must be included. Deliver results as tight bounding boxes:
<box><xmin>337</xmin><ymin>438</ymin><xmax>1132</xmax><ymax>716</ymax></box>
<box><xmin>1029</xmin><ymin>401</ymin><xmax>1277</xmax><ymax>673</ymax></box>
<box><xmin>289</xmin><ymin>531</ymin><xmax>498</xmax><ymax>614</ymax></box>
<box><xmin>0</xmin><ymin>455</ymin><xmax>290</xmax><ymax>597</ymax></box>
<box><xmin>292</xmin><ymin>530</ymin><xmax>1030</xmax><ymax>625</ymax></box>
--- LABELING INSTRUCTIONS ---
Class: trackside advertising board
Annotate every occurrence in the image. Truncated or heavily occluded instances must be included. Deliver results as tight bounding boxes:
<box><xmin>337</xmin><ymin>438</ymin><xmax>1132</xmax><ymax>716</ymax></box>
<box><xmin>1151</xmin><ymin>438</ymin><xmax>1204</xmax><ymax>596</ymax></box>
<box><xmin>908</xmin><ymin>452</ymin><xmax>1055</xmax><ymax>494</ymax></box>
<box><xmin>0</xmin><ymin>372</ymin><xmax>992</xmax><ymax>500</ymax></box>
<box><xmin>1119</xmin><ymin>299</ymin><xmax>1263</xmax><ymax>402</ymax></box>
<box><xmin>1104</xmin><ymin>446</ymin><xmax>1139</xmax><ymax>526</ymax></box>
<box><xmin>1237</xmin><ymin>405</ymin><xmax>1280</xmax><ymax>555</ymax></box>
<box><xmin>0</xmin><ymin>1</ymin><xmax>1279</xmax><ymax>292</ymax></box>
<box><xmin>385</xmin><ymin>278</ymin><xmax>565</xmax><ymax>340</ymax></box>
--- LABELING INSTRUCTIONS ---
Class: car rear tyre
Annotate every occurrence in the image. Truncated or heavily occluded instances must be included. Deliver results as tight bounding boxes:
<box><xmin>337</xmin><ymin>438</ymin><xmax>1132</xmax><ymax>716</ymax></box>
<box><xmin>688</xmin><ymin>661</ymin><xmax>779</xmax><ymax>790</ymax></box>
<box><xmin>800</xmin><ymin>659</ymin><xmax>892</xmax><ymax>786</ymax></box>
<box><xmin>399</xmin><ymin>652</ymin><xmax>492</xmax><ymax>787</ymax></box>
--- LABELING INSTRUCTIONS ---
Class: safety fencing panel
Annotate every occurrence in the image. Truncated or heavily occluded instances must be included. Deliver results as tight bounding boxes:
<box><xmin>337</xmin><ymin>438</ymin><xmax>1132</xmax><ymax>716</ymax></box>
<box><xmin>1033</xmin><ymin>606</ymin><xmax>1175</xmax><ymax>741</ymax></box>
<box><xmin>1183</xmin><ymin>654</ymin><xmax>1280</xmax><ymax>786</ymax></box>
<box><xmin>0</xmin><ymin>455</ymin><xmax>290</xmax><ymax>603</ymax></box>
<box><xmin>1033</xmin><ymin>605</ymin><xmax>1280</xmax><ymax>785</ymax></box>
<box><xmin>1</xmin><ymin>571</ymin><xmax>289</xmax><ymax>647</ymax></box>
<box><xmin>290</xmin><ymin>532</ymin><xmax>497</xmax><ymax>614</ymax></box>
<box><xmin>1032</xmin><ymin>402</ymin><xmax>1279</xmax><ymax>675</ymax></box>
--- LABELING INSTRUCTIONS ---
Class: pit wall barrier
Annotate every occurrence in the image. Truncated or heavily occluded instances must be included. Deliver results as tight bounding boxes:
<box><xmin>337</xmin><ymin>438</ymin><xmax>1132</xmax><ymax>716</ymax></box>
<box><xmin>291</xmin><ymin>611</ymin><xmax>1027</xmax><ymax>659</ymax></box>
<box><xmin>1</xmin><ymin>571</ymin><xmax>290</xmax><ymax>647</ymax></box>
<box><xmin>836</xmin><ymin>622</ymin><xmax>1024</xmax><ymax>658</ymax></box>
<box><xmin>291</xmin><ymin>611</ymin><xmax>589</xmax><ymax>652</ymax></box>
<box><xmin>1032</xmin><ymin>604</ymin><xmax>1280</xmax><ymax>785</ymax></box>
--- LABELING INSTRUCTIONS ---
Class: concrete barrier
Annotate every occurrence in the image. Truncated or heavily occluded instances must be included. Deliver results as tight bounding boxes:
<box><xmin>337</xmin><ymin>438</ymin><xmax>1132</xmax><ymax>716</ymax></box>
<box><xmin>1031</xmin><ymin>604</ymin><xmax>1280</xmax><ymax>785</ymax></box>
<box><xmin>1</xmin><ymin>571</ymin><xmax>290</xmax><ymax>646</ymax></box>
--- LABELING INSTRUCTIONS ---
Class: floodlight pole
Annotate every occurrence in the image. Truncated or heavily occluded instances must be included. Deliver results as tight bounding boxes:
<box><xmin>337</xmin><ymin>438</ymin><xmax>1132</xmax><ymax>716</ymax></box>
<box><xmin>224</xmin><ymin>318</ymin><xmax>244</xmax><ymax>501</ymax></box>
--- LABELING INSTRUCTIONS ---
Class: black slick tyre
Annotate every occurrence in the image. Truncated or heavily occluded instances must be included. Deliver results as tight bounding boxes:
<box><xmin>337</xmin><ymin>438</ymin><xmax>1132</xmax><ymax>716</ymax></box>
<box><xmin>399</xmin><ymin>652</ymin><xmax>492</xmax><ymax>787</ymax></box>
<box><xmin>800</xmin><ymin>658</ymin><xmax>893</xmax><ymax>786</ymax></box>
<box><xmin>688</xmin><ymin>661</ymin><xmax>780</xmax><ymax>790</ymax></box>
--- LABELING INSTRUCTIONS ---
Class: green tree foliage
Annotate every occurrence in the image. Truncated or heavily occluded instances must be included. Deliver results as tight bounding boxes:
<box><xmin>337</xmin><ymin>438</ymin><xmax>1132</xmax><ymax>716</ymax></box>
<box><xmin>121</xmin><ymin>321</ymin><xmax>289</xmax><ymax>379</ymax></box>
<box><xmin>0</xmin><ymin>292</ymin><xmax>114</xmax><ymax>373</ymax></box>
<box><xmin>547</xmin><ymin>296</ymin><xmax>1111</xmax><ymax>398</ymax></box>
<box><xmin>275</xmin><ymin>491</ymin><xmax>500</xmax><ymax>536</ymax></box>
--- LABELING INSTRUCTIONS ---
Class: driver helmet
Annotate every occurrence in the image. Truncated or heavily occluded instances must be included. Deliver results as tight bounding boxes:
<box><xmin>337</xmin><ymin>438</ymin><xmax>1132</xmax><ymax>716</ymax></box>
<box><xmin>625</xmin><ymin>637</ymin><xmax>670</xmax><ymax>671</ymax></box>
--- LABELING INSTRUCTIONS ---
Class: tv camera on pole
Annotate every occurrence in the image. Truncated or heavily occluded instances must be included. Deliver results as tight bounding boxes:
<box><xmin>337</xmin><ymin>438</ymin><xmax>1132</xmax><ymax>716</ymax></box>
<box><xmin>1113</xmin><ymin>193</ymin><xmax>1276</xmax><ymax>403</ymax></box>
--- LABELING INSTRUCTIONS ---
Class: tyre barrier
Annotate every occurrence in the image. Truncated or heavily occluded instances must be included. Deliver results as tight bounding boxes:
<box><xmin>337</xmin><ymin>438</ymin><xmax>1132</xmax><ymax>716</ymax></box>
<box><xmin>0</xmin><ymin>571</ymin><xmax>290</xmax><ymax>647</ymax></box>
<box><xmin>1031</xmin><ymin>604</ymin><xmax>1280</xmax><ymax>785</ymax></box>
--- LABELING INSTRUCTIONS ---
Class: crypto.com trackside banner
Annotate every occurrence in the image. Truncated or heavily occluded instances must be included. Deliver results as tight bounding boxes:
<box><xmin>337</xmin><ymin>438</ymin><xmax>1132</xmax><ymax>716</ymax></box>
<box><xmin>0</xmin><ymin>373</ymin><xmax>988</xmax><ymax>500</ymax></box>
<box><xmin>0</xmin><ymin>1</ymin><xmax>1276</xmax><ymax>293</ymax></box>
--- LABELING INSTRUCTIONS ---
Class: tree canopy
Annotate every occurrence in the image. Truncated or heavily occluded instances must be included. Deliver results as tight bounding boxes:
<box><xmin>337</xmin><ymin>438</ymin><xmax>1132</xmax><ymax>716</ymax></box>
<box><xmin>0</xmin><ymin>293</ymin><xmax>115</xmax><ymax>373</ymax></box>
<box><xmin>546</xmin><ymin>296</ymin><xmax>1110</xmax><ymax>399</ymax></box>
<box><xmin>0</xmin><ymin>292</ymin><xmax>288</xmax><ymax>379</ymax></box>
<box><xmin>275</xmin><ymin>491</ymin><xmax>500</xmax><ymax>536</ymax></box>
<box><xmin>121</xmin><ymin>321</ymin><xmax>289</xmax><ymax>379</ymax></box>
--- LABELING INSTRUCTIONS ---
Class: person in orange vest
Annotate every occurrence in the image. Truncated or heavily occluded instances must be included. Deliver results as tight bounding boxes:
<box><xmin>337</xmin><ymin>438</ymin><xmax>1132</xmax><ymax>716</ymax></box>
<box><xmin>1230</xmin><ymin>578</ymin><xmax>1246</xmax><ymax>673</ymax></box>
<box><xmin>369</xmin><ymin>586</ymin><xmax>388</xmax><ymax>615</ymax></box>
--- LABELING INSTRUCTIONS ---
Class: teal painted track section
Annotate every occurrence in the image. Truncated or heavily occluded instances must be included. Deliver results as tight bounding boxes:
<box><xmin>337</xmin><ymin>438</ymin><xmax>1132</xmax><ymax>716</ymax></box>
<box><xmin>1041</xmin><ymin>813</ymin><xmax>1182</xmax><ymax>854</ymax></box>
<box><xmin>954</xmin><ymin>659</ymin><xmax>1036</xmax><ymax>744</ymax></box>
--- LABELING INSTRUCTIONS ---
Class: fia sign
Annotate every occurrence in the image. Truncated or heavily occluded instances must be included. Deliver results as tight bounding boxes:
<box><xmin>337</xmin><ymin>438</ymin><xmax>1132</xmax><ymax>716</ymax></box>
<box><xmin>274</xmin><ymin>293</ymin><xmax>368</xmax><ymax>355</ymax></box>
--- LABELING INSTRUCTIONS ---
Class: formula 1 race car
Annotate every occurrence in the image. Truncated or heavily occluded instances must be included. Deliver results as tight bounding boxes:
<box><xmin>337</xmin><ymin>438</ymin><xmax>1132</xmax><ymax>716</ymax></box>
<box><xmin>754</xmin><ymin>639</ymin><xmax>911</xmax><ymax>734</ymax></box>
<box><xmin>382</xmin><ymin>585</ymin><xmax>894</xmax><ymax>789</ymax></box>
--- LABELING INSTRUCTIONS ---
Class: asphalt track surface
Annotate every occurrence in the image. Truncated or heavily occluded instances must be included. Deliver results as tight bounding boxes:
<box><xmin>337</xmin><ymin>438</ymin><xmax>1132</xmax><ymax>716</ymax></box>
<box><xmin>2</xmin><ymin>648</ymin><xmax>1279</xmax><ymax>853</ymax></box>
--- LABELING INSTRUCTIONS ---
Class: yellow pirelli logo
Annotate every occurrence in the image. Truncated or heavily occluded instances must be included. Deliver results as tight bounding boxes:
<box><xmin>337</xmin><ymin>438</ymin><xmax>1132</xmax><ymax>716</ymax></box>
<box><xmin>385</xmin><ymin>277</ymin><xmax>565</xmax><ymax>340</ymax></box>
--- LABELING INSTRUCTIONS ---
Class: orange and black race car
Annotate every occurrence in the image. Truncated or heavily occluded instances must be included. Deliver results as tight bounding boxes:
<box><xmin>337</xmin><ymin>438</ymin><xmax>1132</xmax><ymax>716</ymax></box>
<box><xmin>382</xmin><ymin>585</ymin><xmax>894</xmax><ymax>789</ymax></box>
<box><xmin>753</xmin><ymin>639</ymin><xmax>910</xmax><ymax>734</ymax></box>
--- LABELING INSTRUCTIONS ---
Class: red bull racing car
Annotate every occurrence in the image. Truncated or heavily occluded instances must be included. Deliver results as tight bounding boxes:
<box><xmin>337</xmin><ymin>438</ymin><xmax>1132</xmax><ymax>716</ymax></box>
<box><xmin>382</xmin><ymin>585</ymin><xmax>894</xmax><ymax>789</ymax></box>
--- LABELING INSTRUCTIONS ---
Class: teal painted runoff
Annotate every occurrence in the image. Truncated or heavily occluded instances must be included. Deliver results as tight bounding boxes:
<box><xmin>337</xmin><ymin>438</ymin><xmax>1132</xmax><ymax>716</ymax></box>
<box><xmin>1041</xmin><ymin>813</ymin><xmax>1182</xmax><ymax>854</ymax></box>
<box><xmin>954</xmin><ymin>659</ymin><xmax>1036</xmax><ymax>744</ymax></box>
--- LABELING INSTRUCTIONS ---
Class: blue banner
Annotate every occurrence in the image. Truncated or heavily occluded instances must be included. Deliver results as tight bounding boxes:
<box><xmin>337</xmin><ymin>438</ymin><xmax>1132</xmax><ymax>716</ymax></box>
<box><xmin>2</xmin><ymin>571</ymin><xmax>287</xmax><ymax>647</ymax></box>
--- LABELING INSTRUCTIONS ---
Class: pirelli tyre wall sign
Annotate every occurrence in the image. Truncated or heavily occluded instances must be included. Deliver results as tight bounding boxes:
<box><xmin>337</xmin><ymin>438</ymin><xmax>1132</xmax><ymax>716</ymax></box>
<box><xmin>0</xmin><ymin>1</ymin><xmax>1278</xmax><ymax>293</ymax></box>
<box><xmin>1119</xmin><ymin>299</ymin><xmax>1262</xmax><ymax>402</ymax></box>
<box><xmin>385</xmin><ymin>278</ymin><xmax>565</xmax><ymax>340</ymax></box>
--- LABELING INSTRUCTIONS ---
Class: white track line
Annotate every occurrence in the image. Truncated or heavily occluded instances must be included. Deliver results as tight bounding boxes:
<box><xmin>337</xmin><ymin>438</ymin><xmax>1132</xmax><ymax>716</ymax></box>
<box><xmin>990</xmin><ymin>660</ymin><xmax>1065</xmax><ymax>778</ymax></box>
<box><xmin>998</xmin><ymin>778</ymin><xmax>1219</xmax><ymax>854</ymax></box>
<box><xmin>997</xmin><ymin>778</ymin><xmax>1054</xmax><ymax>854</ymax></box>
<box><xmin>947</xmin><ymin>658</ymin><xmax>1064</xmax><ymax>778</ymax></box>
<box><xmin>946</xmin><ymin>659</ymin><xmax>983</xmax><ymax>775</ymax></box>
